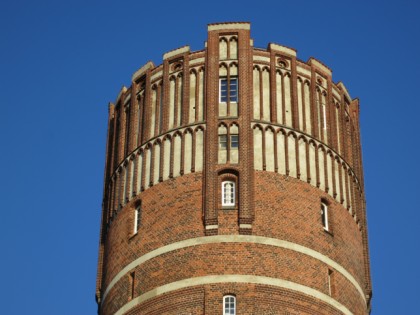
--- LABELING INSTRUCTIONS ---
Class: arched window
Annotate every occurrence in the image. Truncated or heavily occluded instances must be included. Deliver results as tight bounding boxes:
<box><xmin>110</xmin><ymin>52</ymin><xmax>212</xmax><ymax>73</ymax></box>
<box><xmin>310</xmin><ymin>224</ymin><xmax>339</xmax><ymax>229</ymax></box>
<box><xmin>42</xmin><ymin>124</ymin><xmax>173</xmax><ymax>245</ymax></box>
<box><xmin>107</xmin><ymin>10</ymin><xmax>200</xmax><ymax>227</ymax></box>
<box><xmin>222</xmin><ymin>181</ymin><xmax>235</xmax><ymax>206</ymax></box>
<box><xmin>223</xmin><ymin>295</ymin><xmax>236</xmax><ymax>315</ymax></box>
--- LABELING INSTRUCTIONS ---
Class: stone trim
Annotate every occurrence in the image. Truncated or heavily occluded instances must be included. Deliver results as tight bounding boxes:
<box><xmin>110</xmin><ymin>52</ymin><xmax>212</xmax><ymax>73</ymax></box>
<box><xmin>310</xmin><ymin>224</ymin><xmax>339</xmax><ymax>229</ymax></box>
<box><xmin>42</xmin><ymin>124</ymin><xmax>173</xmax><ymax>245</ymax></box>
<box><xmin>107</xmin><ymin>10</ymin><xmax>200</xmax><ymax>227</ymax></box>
<box><xmin>115</xmin><ymin>86</ymin><xmax>127</xmax><ymax>105</ymax></box>
<box><xmin>132</xmin><ymin>61</ymin><xmax>155</xmax><ymax>82</ymax></box>
<box><xmin>269</xmin><ymin>43</ymin><xmax>297</xmax><ymax>57</ymax></box>
<box><xmin>208</xmin><ymin>22</ymin><xmax>250</xmax><ymax>31</ymax></box>
<box><xmin>308</xmin><ymin>58</ymin><xmax>332</xmax><ymax>77</ymax></box>
<box><xmin>101</xmin><ymin>235</ymin><xmax>365</xmax><ymax>304</ymax></box>
<box><xmin>114</xmin><ymin>274</ymin><xmax>353</xmax><ymax>315</ymax></box>
<box><xmin>163</xmin><ymin>46</ymin><xmax>190</xmax><ymax>60</ymax></box>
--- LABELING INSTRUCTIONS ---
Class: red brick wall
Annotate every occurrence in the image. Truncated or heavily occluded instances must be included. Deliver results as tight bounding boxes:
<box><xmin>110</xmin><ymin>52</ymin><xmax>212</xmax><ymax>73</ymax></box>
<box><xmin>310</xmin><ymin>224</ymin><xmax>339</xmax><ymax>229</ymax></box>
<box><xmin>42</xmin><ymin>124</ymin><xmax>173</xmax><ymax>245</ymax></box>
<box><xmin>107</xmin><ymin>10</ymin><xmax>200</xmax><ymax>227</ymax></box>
<box><xmin>96</xmin><ymin>22</ymin><xmax>371</xmax><ymax>315</ymax></box>
<box><xmin>99</xmin><ymin>172</ymin><xmax>366</xmax><ymax>314</ymax></box>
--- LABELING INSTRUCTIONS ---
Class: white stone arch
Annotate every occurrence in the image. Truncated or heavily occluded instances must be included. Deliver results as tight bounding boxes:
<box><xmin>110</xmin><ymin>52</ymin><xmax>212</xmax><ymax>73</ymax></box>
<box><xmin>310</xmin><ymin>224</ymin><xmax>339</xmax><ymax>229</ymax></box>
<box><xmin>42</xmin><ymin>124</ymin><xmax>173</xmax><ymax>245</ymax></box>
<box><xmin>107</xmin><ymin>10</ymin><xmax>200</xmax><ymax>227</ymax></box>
<box><xmin>229</xmin><ymin>36</ymin><xmax>238</xmax><ymax>59</ymax></box>
<box><xmin>219</xmin><ymin>37</ymin><xmax>228</xmax><ymax>60</ymax></box>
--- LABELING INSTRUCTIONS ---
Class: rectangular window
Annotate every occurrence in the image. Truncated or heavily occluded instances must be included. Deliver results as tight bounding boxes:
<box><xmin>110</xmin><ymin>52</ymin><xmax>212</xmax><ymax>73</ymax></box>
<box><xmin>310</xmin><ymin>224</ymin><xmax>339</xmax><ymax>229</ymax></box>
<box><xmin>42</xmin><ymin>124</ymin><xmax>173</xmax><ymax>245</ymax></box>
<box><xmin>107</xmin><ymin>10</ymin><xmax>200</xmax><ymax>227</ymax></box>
<box><xmin>229</xmin><ymin>77</ymin><xmax>238</xmax><ymax>102</ymax></box>
<box><xmin>219</xmin><ymin>135</ymin><xmax>227</xmax><ymax>149</ymax></box>
<box><xmin>327</xmin><ymin>269</ymin><xmax>335</xmax><ymax>296</ymax></box>
<box><xmin>134</xmin><ymin>206</ymin><xmax>141</xmax><ymax>234</ymax></box>
<box><xmin>219</xmin><ymin>134</ymin><xmax>238</xmax><ymax>150</ymax></box>
<box><xmin>328</xmin><ymin>269</ymin><xmax>332</xmax><ymax>296</ymax></box>
<box><xmin>124</xmin><ymin>107</ymin><xmax>131</xmax><ymax>155</ymax></box>
<box><xmin>220</xmin><ymin>78</ymin><xmax>228</xmax><ymax>103</ymax></box>
<box><xmin>322</xmin><ymin>104</ymin><xmax>327</xmax><ymax>130</ymax></box>
<box><xmin>129</xmin><ymin>272</ymin><xmax>135</xmax><ymax>300</ymax></box>
<box><xmin>220</xmin><ymin>77</ymin><xmax>238</xmax><ymax>103</ymax></box>
<box><xmin>230</xmin><ymin>135</ymin><xmax>239</xmax><ymax>149</ymax></box>
<box><xmin>321</xmin><ymin>202</ymin><xmax>328</xmax><ymax>231</ymax></box>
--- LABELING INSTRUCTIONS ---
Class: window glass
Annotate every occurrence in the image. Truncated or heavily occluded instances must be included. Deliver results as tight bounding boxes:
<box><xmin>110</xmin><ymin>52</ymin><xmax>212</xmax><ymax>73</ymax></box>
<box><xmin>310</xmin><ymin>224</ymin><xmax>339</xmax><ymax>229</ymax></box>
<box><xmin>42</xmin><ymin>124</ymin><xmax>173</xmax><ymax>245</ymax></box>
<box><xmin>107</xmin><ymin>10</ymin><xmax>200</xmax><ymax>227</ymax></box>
<box><xmin>321</xmin><ymin>202</ymin><xmax>328</xmax><ymax>230</ymax></box>
<box><xmin>220</xmin><ymin>77</ymin><xmax>238</xmax><ymax>103</ymax></box>
<box><xmin>134</xmin><ymin>206</ymin><xmax>141</xmax><ymax>234</ymax></box>
<box><xmin>223</xmin><ymin>295</ymin><xmax>236</xmax><ymax>315</ymax></box>
<box><xmin>222</xmin><ymin>181</ymin><xmax>235</xmax><ymax>206</ymax></box>
<box><xmin>220</xmin><ymin>78</ymin><xmax>228</xmax><ymax>102</ymax></box>
<box><xmin>229</xmin><ymin>78</ymin><xmax>238</xmax><ymax>102</ymax></box>
<box><xmin>230</xmin><ymin>135</ymin><xmax>239</xmax><ymax>148</ymax></box>
<box><xmin>219</xmin><ymin>135</ymin><xmax>227</xmax><ymax>149</ymax></box>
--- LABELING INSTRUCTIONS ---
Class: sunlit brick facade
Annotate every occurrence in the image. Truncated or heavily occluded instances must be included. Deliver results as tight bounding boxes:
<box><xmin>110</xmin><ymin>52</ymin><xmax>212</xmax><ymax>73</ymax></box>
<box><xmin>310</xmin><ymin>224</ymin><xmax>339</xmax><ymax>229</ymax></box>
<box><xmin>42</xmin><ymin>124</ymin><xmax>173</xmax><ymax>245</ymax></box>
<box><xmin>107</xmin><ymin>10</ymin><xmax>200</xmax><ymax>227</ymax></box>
<box><xmin>96</xmin><ymin>22</ymin><xmax>372</xmax><ymax>315</ymax></box>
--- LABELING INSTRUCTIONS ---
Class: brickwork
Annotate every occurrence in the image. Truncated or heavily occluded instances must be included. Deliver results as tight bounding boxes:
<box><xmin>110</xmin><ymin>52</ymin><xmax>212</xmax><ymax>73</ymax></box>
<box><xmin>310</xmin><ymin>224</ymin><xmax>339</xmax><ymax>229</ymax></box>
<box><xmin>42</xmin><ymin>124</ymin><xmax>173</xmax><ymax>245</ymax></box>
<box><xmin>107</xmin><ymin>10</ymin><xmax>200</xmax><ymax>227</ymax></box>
<box><xmin>96</xmin><ymin>22</ymin><xmax>372</xmax><ymax>314</ymax></box>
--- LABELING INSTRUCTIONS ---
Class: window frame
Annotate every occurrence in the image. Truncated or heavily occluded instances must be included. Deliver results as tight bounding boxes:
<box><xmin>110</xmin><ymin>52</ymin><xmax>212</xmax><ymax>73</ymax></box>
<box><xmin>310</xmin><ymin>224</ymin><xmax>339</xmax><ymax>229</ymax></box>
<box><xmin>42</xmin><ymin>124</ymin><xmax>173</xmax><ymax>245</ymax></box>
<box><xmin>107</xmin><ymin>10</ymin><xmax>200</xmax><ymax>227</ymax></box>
<box><xmin>321</xmin><ymin>201</ymin><xmax>329</xmax><ymax>231</ymax></box>
<box><xmin>230</xmin><ymin>134</ymin><xmax>239</xmax><ymax>149</ymax></box>
<box><xmin>219</xmin><ymin>134</ymin><xmax>239</xmax><ymax>151</ymax></box>
<box><xmin>220</xmin><ymin>77</ymin><xmax>228</xmax><ymax>103</ymax></box>
<box><xmin>219</xmin><ymin>134</ymin><xmax>228</xmax><ymax>149</ymax></box>
<box><xmin>219</xmin><ymin>76</ymin><xmax>238</xmax><ymax>103</ymax></box>
<box><xmin>327</xmin><ymin>269</ymin><xmax>334</xmax><ymax>296</ymax></box>
<box><xmin>223</xmin><ymin>295</ymin><xmax>236</xmax><ymax>315</ymax></box>
<box><xmin>222</xmin><ymin>181</ymin><xmax>235</xmax><ymax>207</ymax></box>
<box><xmin>133</xmin><ymin>205</ymin><xmax>141</xmax><ymax>234</ymax></box>
<box><xmin>229</xmin><ymin>77</ymin><xmax>238</xmax><ymax>103</ymax></box>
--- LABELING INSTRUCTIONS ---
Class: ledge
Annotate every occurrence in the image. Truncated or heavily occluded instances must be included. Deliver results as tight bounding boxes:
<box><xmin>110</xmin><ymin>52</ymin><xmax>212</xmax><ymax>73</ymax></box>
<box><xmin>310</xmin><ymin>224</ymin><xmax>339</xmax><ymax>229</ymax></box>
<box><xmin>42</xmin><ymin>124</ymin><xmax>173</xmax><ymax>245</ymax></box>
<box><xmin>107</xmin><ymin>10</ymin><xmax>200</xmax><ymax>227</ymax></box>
<box><xmin>208</xmin><ymin>22</ymin><xmax>250</xmax><ymax>31</ymax></box>
<box><xmin>132</xmin><ymin>61</ymin><xmax>155</xmax><ymax>82</ymax></box>
<box><xmin>163</xmin><ymin>46</ymin><xmax>190</xmax><ymax>60</ymax></box>
<box><xmin>308</xmin><ymin>57</ymin><xmax>332</xmax><ymax>76</ymax></box>
<box><xmin>269</xmin><ymin>43</ymin><xmax>297</xmax><ymax>57</ymax></box>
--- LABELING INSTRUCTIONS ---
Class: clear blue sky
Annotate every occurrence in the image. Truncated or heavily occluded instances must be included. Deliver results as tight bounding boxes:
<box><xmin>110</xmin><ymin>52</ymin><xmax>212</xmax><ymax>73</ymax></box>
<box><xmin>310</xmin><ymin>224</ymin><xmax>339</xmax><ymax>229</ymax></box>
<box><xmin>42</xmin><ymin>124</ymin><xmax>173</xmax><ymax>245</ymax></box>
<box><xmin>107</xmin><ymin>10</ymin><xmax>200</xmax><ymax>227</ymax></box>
<box><xmin>1</xmin><ymin>1</ymin><xmax>419</xmax><ymax>314</ymax></box>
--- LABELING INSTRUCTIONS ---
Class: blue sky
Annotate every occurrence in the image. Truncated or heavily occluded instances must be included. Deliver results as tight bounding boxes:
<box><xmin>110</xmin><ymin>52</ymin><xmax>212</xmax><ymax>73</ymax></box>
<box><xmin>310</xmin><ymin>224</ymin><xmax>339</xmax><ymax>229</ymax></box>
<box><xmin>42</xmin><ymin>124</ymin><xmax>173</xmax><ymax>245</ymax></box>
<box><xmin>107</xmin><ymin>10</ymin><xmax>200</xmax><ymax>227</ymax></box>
<box><xmin>1</xmin><ymin>1</ymin><xmax>419</xmax><ymax>314</ymax></box>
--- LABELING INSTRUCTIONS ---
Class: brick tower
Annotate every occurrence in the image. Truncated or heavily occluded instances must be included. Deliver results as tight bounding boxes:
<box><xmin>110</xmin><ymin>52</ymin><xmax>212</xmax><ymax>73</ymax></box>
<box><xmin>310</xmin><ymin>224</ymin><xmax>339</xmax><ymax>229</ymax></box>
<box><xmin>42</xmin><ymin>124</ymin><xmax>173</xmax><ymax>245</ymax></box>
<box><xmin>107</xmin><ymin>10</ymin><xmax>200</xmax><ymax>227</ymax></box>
<box><xmin>96</xmin><ymin>22</ymin><xmax>372</xmax><ymax>315</ymax></box>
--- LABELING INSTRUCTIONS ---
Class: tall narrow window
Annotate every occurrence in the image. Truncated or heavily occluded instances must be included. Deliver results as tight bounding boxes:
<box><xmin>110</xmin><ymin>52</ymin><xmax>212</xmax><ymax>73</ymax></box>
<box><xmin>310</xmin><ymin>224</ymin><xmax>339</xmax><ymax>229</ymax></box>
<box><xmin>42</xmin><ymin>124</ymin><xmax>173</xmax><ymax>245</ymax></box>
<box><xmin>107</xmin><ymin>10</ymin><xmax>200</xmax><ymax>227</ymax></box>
<box><xmin>159</xmin><ymin>84</ymin><xmax>164</xmax><ymax>133</ymax></box>
<box><xmin>321</xmin><ymin>202</ymin><xmax>329</xmax><ymax>230</ymax></box>
<box><xmin>223</xmin><ymin>295</ymin><xmax>236</xmax><ymax>315</ymax></box>
<box><xmin>114</xmin><ymin>110</ymin><xmax>121</xmax><ymax>169</ymax></box>
<box><xmin>220</xmin><ymin>77</ymin><xmax>238</xmax><ymax>103</ymax></box>
<box><xmin>229</xmin><ymin>77</ymin><xmax>238</xmax><ymax>102</ymax></box>
<box><xmin>327</xmin><ymin>269</ymin><xmax>334</xmax><ymax>296</ymax></box>
<box><xmin>220</xmin><ymin>78</ymin><xmax>228</xmax><ymax>103</ymax></box>
<box><xmin>133</xmin><ymin>205</ymin><xmax>141</xmax><ymax>234</ymax></box>
<box><xmin>322</xmin><ymin>103</ymin><xmax>327</xmax><ymax>130</ymax></box>
<box><xmin>124</xmin><ymin>106</ymin><xmax>131</xmax><ymax>155</ymax></box>
<box><xmin>129</xmin><ymin>271</ymin><xmax>135</xmax><ymax>300</ymax></box>
<box><xmin>219</xmin><ymin>134</ymin><xmax>228</xmax><ymax>149</ymax></box>
<box><xmin>222</xmin><ymin>181</ymin><xmax>235</xmax><ymax>206</ymax></box>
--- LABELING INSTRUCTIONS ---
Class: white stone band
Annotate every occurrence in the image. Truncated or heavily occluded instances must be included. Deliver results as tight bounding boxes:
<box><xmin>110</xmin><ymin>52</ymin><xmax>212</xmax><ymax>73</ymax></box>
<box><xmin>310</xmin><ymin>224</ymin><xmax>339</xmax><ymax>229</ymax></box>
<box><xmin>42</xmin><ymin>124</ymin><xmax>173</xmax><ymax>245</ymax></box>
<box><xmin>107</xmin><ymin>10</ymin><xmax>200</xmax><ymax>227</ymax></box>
<box><xmin>115</xmin><ymin>275</ymin><xmax>353</xmax><ymax>315</ymax></box>
<box><xmin>205</xmin><ymin>225</ymin><xmax>218</xmax><ymax>230</ymax></box>
<box><xmin>131</xmin><ymin>61</ymin><xmax>154</xmax><ymax>82</ymax></box>
<box><xmin>208</xmin><ymin>23</ymin><xmax>250</xmax><ymax>31</ymax></box>
<box><xmin>163</xmin><ymin>46</ymin><xmax>190</xmax><ymax>60</ymax></box>
<box><xmin>101</xmin><ymin>235</ymin><xmax>365</xmax><ymax>304</ymax></box>
<box><xmin>269</xmin><ymin>43</ymin><xmax>297</xmax><ymax>57</ymax></box>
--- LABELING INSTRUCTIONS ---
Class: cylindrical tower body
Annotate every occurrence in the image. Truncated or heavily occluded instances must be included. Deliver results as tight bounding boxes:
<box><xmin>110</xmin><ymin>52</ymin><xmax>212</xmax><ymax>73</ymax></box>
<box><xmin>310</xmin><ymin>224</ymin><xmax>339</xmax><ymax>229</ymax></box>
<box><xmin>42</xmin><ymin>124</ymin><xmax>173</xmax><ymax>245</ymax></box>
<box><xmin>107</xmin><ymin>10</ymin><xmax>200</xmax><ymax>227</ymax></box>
<box><xmin>96</xmin><ymin>22</ymin><xmax>372</xmax><ymax>315</ymax></box>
